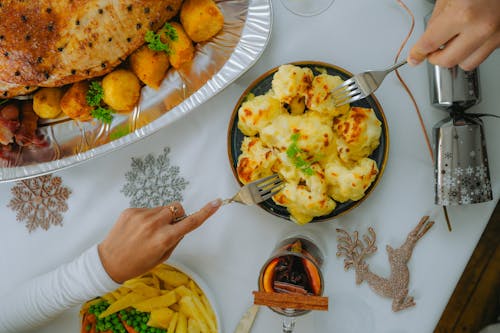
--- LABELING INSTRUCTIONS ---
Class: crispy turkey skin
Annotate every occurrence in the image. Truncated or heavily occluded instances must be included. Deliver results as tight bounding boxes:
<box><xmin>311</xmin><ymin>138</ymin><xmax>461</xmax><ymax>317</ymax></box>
<box><xmin>0</xmin><ymin>0</ymin><xmax>182</xmax><ymax>98</ymax></box>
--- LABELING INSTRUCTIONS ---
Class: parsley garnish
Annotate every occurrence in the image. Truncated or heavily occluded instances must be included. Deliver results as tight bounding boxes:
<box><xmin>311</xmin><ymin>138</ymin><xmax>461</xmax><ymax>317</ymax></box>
<box><xmin>163</xmin><ymin>23</ymin><xmax>178</xmax><ymax>41</ymax></box>
<box><xmin>91</xmin><ymin>106</ymin><xmax>114</xmax><ymax>124</ymax></box>
<box><xmin>286</xmin><ymin>133</ymin><xmax>315</xmax><ymax>175</ymax></box>
<box><xmin>145</xmin><ymin>30</ymin><xmax>170</xmax><ymax>52</ymax></box>
<box><xmin>145</xmin><ymin>23</ymin><xmax>178</xmax><ymax>54</ymax></box>
<box><xmin>86</xmin><ymin>81</ymin><xmax>104</xmax><ymax>107</ymax></box>
<box><xmin>0</xmin><ymin>99</ymin><xmax>8</xmax><ymax>106</ymax></box>
<box><xmin>86</xmin><ymin>81</ymin><xmax>114</xmax><ymax>124</ymax></box>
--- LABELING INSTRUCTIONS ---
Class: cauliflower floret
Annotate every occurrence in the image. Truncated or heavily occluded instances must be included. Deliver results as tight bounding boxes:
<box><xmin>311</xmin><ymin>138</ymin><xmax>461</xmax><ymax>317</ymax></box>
<box><xmin>237</xmin><ymin>93</ymin><xmax>285</xmax><ymax>136</ymax></box>
<box><xmin>273</xmin><ymin>164</ymin><xmax>336</xmax><ymax>224</ymax></box>
<box><xmin>306</xmin><ymin>74</ymin><xmax>350</xmax><ymax>117</ymax></box>
<box><xmin>260</xmin><ymin>111</ymin><xmax>335</xmax><ymax>159</ymax></box>
<box><xmin>288</xmin><ymin>95</ymin><xmax>306</xmax><ymax>115</ymax></box>
<box><xmin>237</xmin><ymin>137</ymin><xmax>277</xmax><ymax>184</ymax></box>
<box><xmin>271</xmin><ymin>64</ymin><xmax>313</xmax><ymax>104</ymax></box>
<box><xmin>333</xmin><ymin>106</ymin><xmax>382</xmax><ymax>164</ymax></box>
<box><xmin>325</xmin><ymin>157</ymin><xmax>379</xmax><ymax>203</ymax></box>
<box><xmin>273</xmin><ymin>150</ymin><xmax>302</xmax><ymax>182</ymax></box>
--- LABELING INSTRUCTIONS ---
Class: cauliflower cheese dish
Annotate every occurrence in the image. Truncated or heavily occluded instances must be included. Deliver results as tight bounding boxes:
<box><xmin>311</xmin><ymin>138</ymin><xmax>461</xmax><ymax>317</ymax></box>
<box><xmin>235</xmin><ymin>64</ymin><xmax>384</xmax><ymax>224</ymax></box>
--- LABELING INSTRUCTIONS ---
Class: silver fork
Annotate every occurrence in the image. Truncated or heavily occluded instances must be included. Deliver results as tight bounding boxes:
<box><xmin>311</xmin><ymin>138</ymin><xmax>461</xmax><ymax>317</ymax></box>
<box><xmin>331</xmin><ymin>59</ymin><xmax>408</xmax><ymax>107</ymax></box>
<box><xmin>222</xmin><ymin>173</ymin><xmax>284</xmax><ymax>205</ymax></box>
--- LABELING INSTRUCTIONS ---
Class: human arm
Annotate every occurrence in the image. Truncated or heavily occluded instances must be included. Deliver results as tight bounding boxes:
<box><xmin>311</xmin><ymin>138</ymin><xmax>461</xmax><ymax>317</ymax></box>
<box><xmin>408</xmin><ymin>0</ymin><xmax>500</xmax><ymax>70</ymax></box>
<box><xmin>0</xmin><ymin>244</ymin><xmax>119</xmax><ymax>333</ymax></box>
<box><xmin>0</xmin><ymin>199</ymin><xmax>221</xmax><ymax>332</ymax></box>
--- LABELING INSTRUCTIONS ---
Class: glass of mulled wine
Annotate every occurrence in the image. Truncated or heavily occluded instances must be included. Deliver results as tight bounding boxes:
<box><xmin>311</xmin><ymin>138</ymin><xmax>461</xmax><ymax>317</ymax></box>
<box><xmin>258</xmin><ymin>233</ymin><xmax>325</xmax><ymax>333</ymax></box>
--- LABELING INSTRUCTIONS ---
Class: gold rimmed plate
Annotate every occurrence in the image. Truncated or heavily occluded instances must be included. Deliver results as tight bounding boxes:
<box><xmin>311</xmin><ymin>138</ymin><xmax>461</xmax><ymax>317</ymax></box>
<box><xmin>227</xmin><ymin>61</ymin><xmax>389</xmax><ymax>223</ymax></box>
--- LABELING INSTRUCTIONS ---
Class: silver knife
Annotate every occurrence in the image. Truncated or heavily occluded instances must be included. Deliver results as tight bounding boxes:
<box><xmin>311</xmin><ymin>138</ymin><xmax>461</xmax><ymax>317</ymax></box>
<box><xmin>234</xmin><ymin>305</ymin><xmax>260</xmax><ymax>333</ymax></box>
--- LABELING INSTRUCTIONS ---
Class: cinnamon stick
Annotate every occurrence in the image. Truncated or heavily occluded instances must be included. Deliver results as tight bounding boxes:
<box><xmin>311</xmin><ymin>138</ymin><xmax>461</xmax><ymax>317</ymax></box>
<box><xmin>252</xmin><ymin>291</ymin><xmax>328</xmax><ymax>311</ymax></box>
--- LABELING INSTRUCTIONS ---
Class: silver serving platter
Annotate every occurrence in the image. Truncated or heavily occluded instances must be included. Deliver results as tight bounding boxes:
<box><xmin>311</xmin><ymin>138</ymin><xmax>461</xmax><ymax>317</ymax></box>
<box><xmin>0</xmin><ymin>0</ymin><xmax>272</xmax><ymax>182</ymax></box>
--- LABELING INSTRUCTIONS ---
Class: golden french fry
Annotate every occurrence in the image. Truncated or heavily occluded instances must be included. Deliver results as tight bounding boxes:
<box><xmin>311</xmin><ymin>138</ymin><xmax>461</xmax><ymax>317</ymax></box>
<box><xmin>176</xmin><ymin>312</ymin><xmax>188</xmax><ymax>333</ymax></box>
<box><xmin>101</xmin><ymin>292</ymin><xmax>117</xmax><ymax>304</ymax></box>
<box><xmin>200</xmin><ymin>295</ymin><xmax>217</xmax><ymax>323</ymax></box>
<box><xmin>174</xmin><ymin>285</ymin><xmax>194</xmax><ymax>298</ymax></box>
<box><xmin>151</xmin><ymin>274</ymin><xmax>161</xmax><ymax>289</ymax></box>
<box><xmin>187</xmin><ymin>318</ymin><xmax>202</xmax><ymax>333</ymax></box>
<box><xmin>125</xmin><ymin>282</ymin><xmax>162</xmax><ymax>298</ymax></box>
<box><xmin>124</xmin><ymin>276</ymin><xmax>153</xmax><ymax>287</ymax></box>
<box><xmin>133</xmin><ymin>290</ymin><xmax>178</xmax><ymax>312</ymax></box>
<box><xmin>147</xmin><ymin>308</ymin><xmax>175</xmax><ymax>329</ymax></box>
<box><xmin>155</xmin><ymin>269</ymin><xmax>190</xmax><ymax>287</ymax></box>
<box><xmin>99</xmin><ymin>292</ymin><xmax>146</xmax><ymax>318</ymax></box>
<box><xmin>191</xmin><ymin>294</ymin><xmax>217</xmax><ymax>333</ymax></box>
<box><xmin>188</xmin><ymin>280</ymin><xmax>203</xmax><ymax>295</ymax></box>
<box><xmin>168</xmin><ymin>312</ymin><xmax>179</xmax><ymax>333</ymax></box>
<box><xmin>179</xmin><ymin>296</ymin><xmax>210</xmax><ymax>333</ymax></box>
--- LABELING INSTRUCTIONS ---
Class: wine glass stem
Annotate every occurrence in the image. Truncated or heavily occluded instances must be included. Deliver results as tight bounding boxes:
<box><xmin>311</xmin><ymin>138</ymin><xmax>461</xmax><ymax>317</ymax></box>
<box><xmin>282</xmin><ymin>317</ymin><xmax>296</xmax><ymax>333</ymax></box>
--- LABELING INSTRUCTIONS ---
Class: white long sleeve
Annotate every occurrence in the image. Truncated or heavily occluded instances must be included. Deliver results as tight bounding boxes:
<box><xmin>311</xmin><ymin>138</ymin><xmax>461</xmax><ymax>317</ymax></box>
<box><xmin>0</xmin><ymin>244</ymin><xmax>120</xmax><ymax>333</ymax></box>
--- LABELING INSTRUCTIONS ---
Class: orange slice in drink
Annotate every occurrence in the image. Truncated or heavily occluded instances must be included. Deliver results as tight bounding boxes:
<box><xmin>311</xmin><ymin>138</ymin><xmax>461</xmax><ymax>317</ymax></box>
<box><xmin>303</xmin><ymin>259</ymin><xmax>322</xmax><ymax>295</ymax></box>
<box><xmin>261</xmin><ymin>258</ymin><xmax>279</xmax><ymax>292</ymax></box>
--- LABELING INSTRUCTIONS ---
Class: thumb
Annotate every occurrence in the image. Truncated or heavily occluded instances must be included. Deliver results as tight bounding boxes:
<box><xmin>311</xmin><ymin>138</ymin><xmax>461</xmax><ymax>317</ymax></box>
<box><xmin>408</xmin><ymin>0</ymin><xmax>455</xmax><ymax>66</ymax></box>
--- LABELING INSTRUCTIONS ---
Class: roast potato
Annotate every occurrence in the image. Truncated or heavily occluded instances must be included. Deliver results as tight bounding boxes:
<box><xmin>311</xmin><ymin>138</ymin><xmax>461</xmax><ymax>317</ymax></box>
<box><xmin>33</xmin><ymin>88</ymin><xmax>64</xmax><ymax>119</ymax></box>
<box><xmin>129</xmin><ymin>45</ymin><xmax>170</xmax><ymax>90</ymax></box>
<box><xmin>60</xmin><ymin>81</ymin><xmax>93</xmax><ymax>121</ymax></box>
<box><xmin>102</xmin><ymin>69</ymin><xmax>141</xmax><ymax>112</ymax></box>
<box><xmin>164</xmin><ymin>22</ymin><xmax>195</xmax><ymax>69</ymax></box>
<box><xmin>180</xmin><ymin>0</ymin><xmax>224</xmax><ymax>43</ymax></box>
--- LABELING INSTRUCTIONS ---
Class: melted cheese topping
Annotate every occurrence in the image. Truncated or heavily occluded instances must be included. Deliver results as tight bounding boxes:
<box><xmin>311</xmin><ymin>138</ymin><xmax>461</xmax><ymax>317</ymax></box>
<box><xmin>325</xmin><ymin>157</ymin><xmax>379</xmax><ymax>203</ymax></box>
<box><xmin>306</xmin><ymin>74</ymin><xmax>350</xmax><ymax>117</ymax></box>
<box><xmin>271</xmin><ymin>64</ymin><xmax>313</xmax><ymax>104</ymax></box>
<box><xmin>333</xmin><ymin>106</ymin><xmax>382</xmax><ymax>164</ymax></box>
<box><xmin>273</xmin><ymin>165</ymin><xmax>336</xmax><ymax>224</ymax></box>
<box><xmin>260</xmin><ymin>111</ymin><xmax>335</xmax><ymax>158</ymax></box>
<box><xmin>237</xmin><ymin>137</ymin><xmax>277</xmax><ymax>184</ymax></box>
<box><xmin>237</xmin><ymin>94</ymin><xmax>285</xmax><ymax>136</ymax></box>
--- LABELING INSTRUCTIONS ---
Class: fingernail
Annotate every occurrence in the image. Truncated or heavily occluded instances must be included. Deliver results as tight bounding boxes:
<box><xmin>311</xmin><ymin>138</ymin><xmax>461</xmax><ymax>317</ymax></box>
<box><xmin>209</xmin><ymin>198</ymin><xmax>222</xmax><ymax>208</ymax></box>
<box><xmin>407</xmin><ymin>57</ymin><xmax>419</xmax><ymax>66</ymax></box>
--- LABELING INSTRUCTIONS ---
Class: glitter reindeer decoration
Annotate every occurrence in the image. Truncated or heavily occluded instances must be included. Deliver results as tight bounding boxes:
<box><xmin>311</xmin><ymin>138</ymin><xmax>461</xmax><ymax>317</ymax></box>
<box><xmin>336</xmin><ymin>216</ymin><xmax>434</xmax><ymax>311</ymax></box>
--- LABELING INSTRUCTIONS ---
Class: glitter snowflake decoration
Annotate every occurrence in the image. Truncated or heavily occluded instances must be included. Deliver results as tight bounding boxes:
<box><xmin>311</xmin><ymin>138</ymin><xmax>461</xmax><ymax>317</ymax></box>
<box><xmin>444</xmin><ymin>152</ymin><xmax>453</xmax><ymax>160</ymax></box>
<box><xmin>475</xmin><ymin>165</ymin><xmax>488</xmax><ymax>179</ymax></box>
<box><xmin>460</xmin><ymin>193</ymin><xmax>472</xmax><ymax>205</ymax></box>
<box><xmin>442</xmin><ymin>174</ymin><xmax>455</xmax><ymax>188</ymax></box>
<box><xmin>8</xmin><ymin>175</ymin><xmax>72</xmax><ymax>232</ymax></box>
<box><xmin>121</xmin><ymin>147</ymin><xmax>189</xmax><ymax>208</ymax></box>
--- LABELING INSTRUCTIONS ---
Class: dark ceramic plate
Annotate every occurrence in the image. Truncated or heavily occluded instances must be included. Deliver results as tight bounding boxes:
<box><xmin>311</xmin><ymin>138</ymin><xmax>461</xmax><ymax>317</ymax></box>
<box><xmin>227</xmin><ymin>61</ymin><xmax>389</xmax><ymax>222</ymax></box>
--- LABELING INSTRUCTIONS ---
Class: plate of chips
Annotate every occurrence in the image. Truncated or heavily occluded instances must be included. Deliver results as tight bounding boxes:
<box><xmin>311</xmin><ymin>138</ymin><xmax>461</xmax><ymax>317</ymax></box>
<box><xmin>80</xmin><ymin>262</ymin><xmax>220</xmax><ymax>333</ymax></box>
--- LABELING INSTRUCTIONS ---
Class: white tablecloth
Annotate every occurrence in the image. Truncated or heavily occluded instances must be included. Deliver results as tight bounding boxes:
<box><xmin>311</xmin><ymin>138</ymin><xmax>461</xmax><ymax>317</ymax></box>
<box><xmin>1</xmin><ymin>1</ymin><xmax>499</xmax><ymax>332</ymax></box>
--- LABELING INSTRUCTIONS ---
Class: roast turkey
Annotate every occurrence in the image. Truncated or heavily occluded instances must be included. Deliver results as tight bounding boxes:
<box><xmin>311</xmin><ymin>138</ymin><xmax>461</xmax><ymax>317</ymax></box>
<box><xmin>0</xmin><ymin>0</ymin><xmax>183</xmax><ymax>98</ymax></box>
